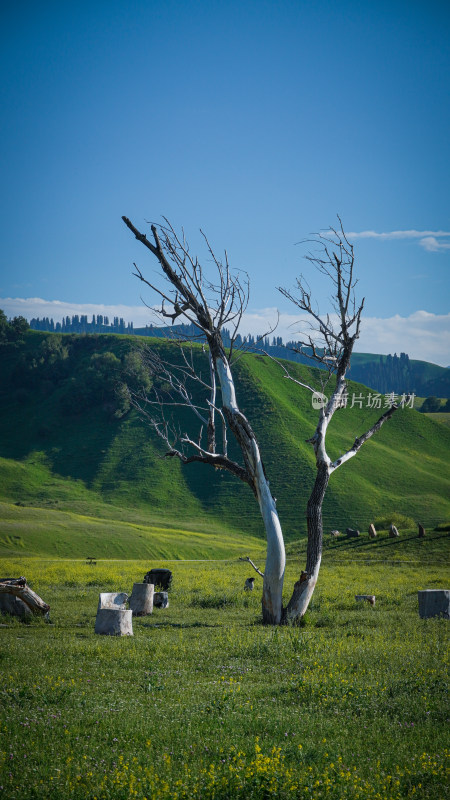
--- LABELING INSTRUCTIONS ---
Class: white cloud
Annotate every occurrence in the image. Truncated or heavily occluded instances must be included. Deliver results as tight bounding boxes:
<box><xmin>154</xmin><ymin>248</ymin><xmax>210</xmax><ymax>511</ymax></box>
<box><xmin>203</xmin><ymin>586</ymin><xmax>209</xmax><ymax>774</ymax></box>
<box><xmin>355</xmin><ymin>311</ymin><xmax>450</xmax><ymax>366</ymax></box>
<box><xmin>419</xmin><ymin>236</ymin><xmax>450</xmax><ymax>253</ymax></box>
<box><xmin>348</xmin><ymin>229</ymin><xmax>450</xmax><ymax>240</ymax></box>
<box><xmin>1</xmin><ymin>297</ymin><xmax>449</xmax><ymax>366</ymax></box>
<box><xmin>240</xmin><ymin>307</ymin><xmax>450</xmax><ymax>367</ymax></box>
<box><xmin>347</xmin><ymin>229</ymin><xmax>450</xmax><ymax>254</ymax></box>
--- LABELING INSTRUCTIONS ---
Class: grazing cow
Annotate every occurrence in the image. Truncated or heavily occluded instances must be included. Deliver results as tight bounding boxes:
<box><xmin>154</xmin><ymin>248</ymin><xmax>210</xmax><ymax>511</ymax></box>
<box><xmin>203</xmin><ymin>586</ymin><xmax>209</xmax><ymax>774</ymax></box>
<box><xmin>144</xmin><ymin>569</ymin><xmax>172</xmax><ymax>591</ymax></box>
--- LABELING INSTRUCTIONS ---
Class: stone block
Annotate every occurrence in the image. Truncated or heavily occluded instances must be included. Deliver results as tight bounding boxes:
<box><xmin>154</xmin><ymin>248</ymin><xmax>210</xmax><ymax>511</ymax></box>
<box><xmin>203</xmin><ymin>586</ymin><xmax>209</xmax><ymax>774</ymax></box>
<box><xmin>355</xmin><ymin>594</ymin><xmax>376</xmax><ymax>606</ymax></box>
<box><xmin>97</xmin><ymin>592</ymin><xmax>128</xmax><ymax>611</ymax></box>
<box><xmin>144</xmin><ymin>569</ymin><xmax>172</xmax><ymax>591</ymax></box>
<box><xmin>129</xmin><ymin>583</ymin><xmax>154</xmax><ymax>616</ymax></box>
<box><xmin>95</xmin><ymin>608</ymin><xmax>133</xmax><ymax>635</ymax></box>
<box><xmin>418</xmin><ymin>590</ymin><xmax>450</xmax><ymax>619</ymax></box>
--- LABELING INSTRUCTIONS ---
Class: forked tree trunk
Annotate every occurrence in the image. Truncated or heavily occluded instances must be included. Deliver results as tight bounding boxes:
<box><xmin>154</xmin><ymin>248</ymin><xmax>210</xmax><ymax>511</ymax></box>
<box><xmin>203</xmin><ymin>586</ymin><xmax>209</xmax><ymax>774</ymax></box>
<box><xmin>123</xmin><ymin>215</ymin><xmax>400</xmax><ymax>628</ymax></box>
<box><xmin>283</xmin><ymin>464</ymin><xmax>329</xmax><ymax>623</ymax></box>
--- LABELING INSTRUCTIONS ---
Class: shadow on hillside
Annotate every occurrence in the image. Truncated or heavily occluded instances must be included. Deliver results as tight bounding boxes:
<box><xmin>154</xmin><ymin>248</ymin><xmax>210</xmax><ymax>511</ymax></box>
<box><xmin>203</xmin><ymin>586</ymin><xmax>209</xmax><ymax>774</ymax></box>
<box><xmin>325</xmin><ymin>532</ymin><xmax>450</xmax><ymax>558</ymax></box>
<box><xmin>0</xmin><ymin>392</ymin><xmax>120</xmax><ymax>488</ymax></box>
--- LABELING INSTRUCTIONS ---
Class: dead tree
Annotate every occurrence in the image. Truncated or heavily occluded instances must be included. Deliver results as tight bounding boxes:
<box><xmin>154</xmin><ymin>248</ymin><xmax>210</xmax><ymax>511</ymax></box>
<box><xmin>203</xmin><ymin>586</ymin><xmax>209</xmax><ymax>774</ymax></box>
<box><xmin>122</xmin><ymin>216</ymin><xmax>285</xmax><ymax>624</ymax></box>
<box><xmin>277</xmin><ymin>220</ymin><xmax>403</xmax><ymax>622</ymax></box>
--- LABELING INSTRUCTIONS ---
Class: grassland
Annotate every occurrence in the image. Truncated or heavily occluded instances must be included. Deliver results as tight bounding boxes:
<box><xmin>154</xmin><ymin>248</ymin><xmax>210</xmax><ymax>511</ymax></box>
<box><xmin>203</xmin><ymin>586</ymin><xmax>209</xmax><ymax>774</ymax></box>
<box><xmin>0</xmin><ymin>333</ymin><xmax>449</xmax><ymax>797</ymax></box>
<box><xmin>0</xmin><ymin>530</ymin><xmax>449</xmax><ymax>800</ymax></box>
<box><xmin>0</xmin><ymin>501</ymin><xmax>265</xmax><ymax>561</ymax></box>
<box><xmin>424</xmin><ymin>412</ymin><xmax>450</xmax><ymax>429</ymax></box>
<box><xmin>0</xmin><ymin>332</ymin><xmax>450</xmax><ymax>556</ymax></box>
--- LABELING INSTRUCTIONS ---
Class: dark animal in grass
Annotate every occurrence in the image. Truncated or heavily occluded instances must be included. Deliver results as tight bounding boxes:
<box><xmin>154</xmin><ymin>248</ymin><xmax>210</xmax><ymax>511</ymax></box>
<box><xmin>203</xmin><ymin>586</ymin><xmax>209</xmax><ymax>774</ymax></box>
<box><xmin>244</xmin><ymin>577</ymin><xmax>255</xmax><ymax>591</ymax></box>
<box><xmin>144</xmin><ymin>569</ymin><xmax>172</xmax><ymax>591</ymax></box>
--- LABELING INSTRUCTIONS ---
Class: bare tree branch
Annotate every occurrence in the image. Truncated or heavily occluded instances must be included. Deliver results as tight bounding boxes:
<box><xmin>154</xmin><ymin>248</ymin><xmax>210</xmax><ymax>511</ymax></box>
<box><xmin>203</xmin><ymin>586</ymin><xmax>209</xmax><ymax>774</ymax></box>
<box><xmin>330</xmin><ymin>402</ymin><xmax>401</xmax><ymax>472</ymax></box>
<box><xmin>262</xmin><ymin>350</ymin><xmax>317</xmax><ymax>394</ymax></box>
<box><xmin>239</xmin><ymin>556</ymin><xmax>264</xmax><ymax>578</ymax></box>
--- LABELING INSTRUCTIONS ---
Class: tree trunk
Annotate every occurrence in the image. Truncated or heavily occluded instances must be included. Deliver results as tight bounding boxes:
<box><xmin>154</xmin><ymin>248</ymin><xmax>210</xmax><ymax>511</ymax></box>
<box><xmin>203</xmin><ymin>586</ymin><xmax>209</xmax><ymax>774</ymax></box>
<box><xmin>283</xmin><ymin>463</ymin><xmax>329</xmax><ymax>623</ymax></box>
<box><xmin>215</xmin><ymin>352</ymin><xmax>285</xmax><ymax>624</ymax></box>
<box><xmin>258</xmin><ymin>472</ymin><xmax>285</xmax><ymax>625</ymax></box>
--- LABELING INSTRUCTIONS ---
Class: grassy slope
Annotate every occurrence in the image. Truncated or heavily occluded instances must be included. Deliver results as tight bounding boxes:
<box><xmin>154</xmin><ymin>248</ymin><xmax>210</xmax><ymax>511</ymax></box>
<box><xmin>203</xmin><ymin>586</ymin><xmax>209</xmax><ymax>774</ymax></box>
<box><xmin>0</xmin><ymin>333</ymin><xmax>449</xmax><ymax>559</ymax></box>
<box><xmin>240</xmin><ymin>355</ymin><xmax>450</xmax><ymax>533</ymax></box>
<box><xmin>0</xmin><ymin>500</ymin><xmax>265</xmax><ymax>560</ymax></box>
<box><xmin>424</xmin><ymin>411</ymin><xmax>450</xmax><ymax>428</ymax></box>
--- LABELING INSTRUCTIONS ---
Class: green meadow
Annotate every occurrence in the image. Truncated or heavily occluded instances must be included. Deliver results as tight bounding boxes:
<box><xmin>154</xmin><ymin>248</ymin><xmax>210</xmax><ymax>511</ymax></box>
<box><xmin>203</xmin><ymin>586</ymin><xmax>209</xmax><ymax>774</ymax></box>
<box><xmin>0</xmin><ymin>532</ymin><xmax>448</xmax><ymax>800</ymax></box>
<box><xmin>0</xmin><ymin>333</ymin><xmax>449</xmax><ymax>798</ymax></box>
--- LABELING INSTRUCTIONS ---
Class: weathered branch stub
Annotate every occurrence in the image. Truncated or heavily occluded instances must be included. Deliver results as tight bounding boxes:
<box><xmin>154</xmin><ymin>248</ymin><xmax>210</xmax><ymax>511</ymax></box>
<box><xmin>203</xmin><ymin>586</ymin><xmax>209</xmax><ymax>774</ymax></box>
<box><xmin>0</xmin><ymin>577</ymin><xmax>50</xmax><ymax>617</ymax></box>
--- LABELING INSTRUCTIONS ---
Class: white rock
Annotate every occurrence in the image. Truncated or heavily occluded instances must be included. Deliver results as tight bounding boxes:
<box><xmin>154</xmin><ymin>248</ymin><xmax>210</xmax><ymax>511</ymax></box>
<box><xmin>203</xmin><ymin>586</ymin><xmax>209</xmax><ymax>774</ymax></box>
<box><xmin>95</xmin><ymin>608</ymin><xmax>133</xmax><ymax>635</ymax></box>
<box><xmin>97</xmin><ymin>592</ymin><xmax>128</xmax><ymax>611</ymax></box>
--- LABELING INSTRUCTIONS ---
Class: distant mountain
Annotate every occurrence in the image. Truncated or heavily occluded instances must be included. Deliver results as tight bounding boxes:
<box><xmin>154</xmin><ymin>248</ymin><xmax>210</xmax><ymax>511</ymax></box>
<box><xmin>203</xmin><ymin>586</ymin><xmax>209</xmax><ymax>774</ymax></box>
<box><xmin>135</xmin><ymin>326</ymin><xmax>450</xmax><ymax>398</ymax></box>
<box><xmin>348</xmin><ymin>352</ymin><xmax>450</xmax><ymax>398</ymax></box>
<box><xmin>26</xmin><ymin>316</ymin><xmax>450</xmax><ymax>399</ymax></box>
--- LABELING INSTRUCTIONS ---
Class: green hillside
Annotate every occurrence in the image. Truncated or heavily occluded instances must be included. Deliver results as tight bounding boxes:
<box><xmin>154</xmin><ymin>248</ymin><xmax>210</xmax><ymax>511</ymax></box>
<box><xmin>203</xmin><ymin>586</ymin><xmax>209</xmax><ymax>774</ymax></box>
<box><xmin>0</xmin><ymin>331</ymin><xmax>449</xmax><ymax>558</ymax></box>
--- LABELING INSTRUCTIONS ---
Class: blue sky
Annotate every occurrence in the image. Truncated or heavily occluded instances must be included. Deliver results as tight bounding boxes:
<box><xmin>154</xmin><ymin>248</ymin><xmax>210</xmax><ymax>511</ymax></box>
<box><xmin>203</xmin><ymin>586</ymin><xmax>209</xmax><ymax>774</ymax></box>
<box><xmin>1</xmin><ymin>0</ymin><xmax>449</xmax><ymax>363</ymax></box>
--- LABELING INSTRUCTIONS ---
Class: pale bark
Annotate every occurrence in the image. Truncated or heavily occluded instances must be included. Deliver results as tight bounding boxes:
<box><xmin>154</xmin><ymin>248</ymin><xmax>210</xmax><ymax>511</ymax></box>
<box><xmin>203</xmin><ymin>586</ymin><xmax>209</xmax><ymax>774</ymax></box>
<box><xmin>0</xmin><ymin>579</ymin><xmax>50</xmax><ymax>616</ymax></box>
<box><xmin>255</xmin><ymin>451</ymin><xmax>285</xmax><ymax>624</ymax></box>
<box><xmin>216</xmin><ymin>352</ymin><xmax>285</xmax><ymax>623</ymax></box>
